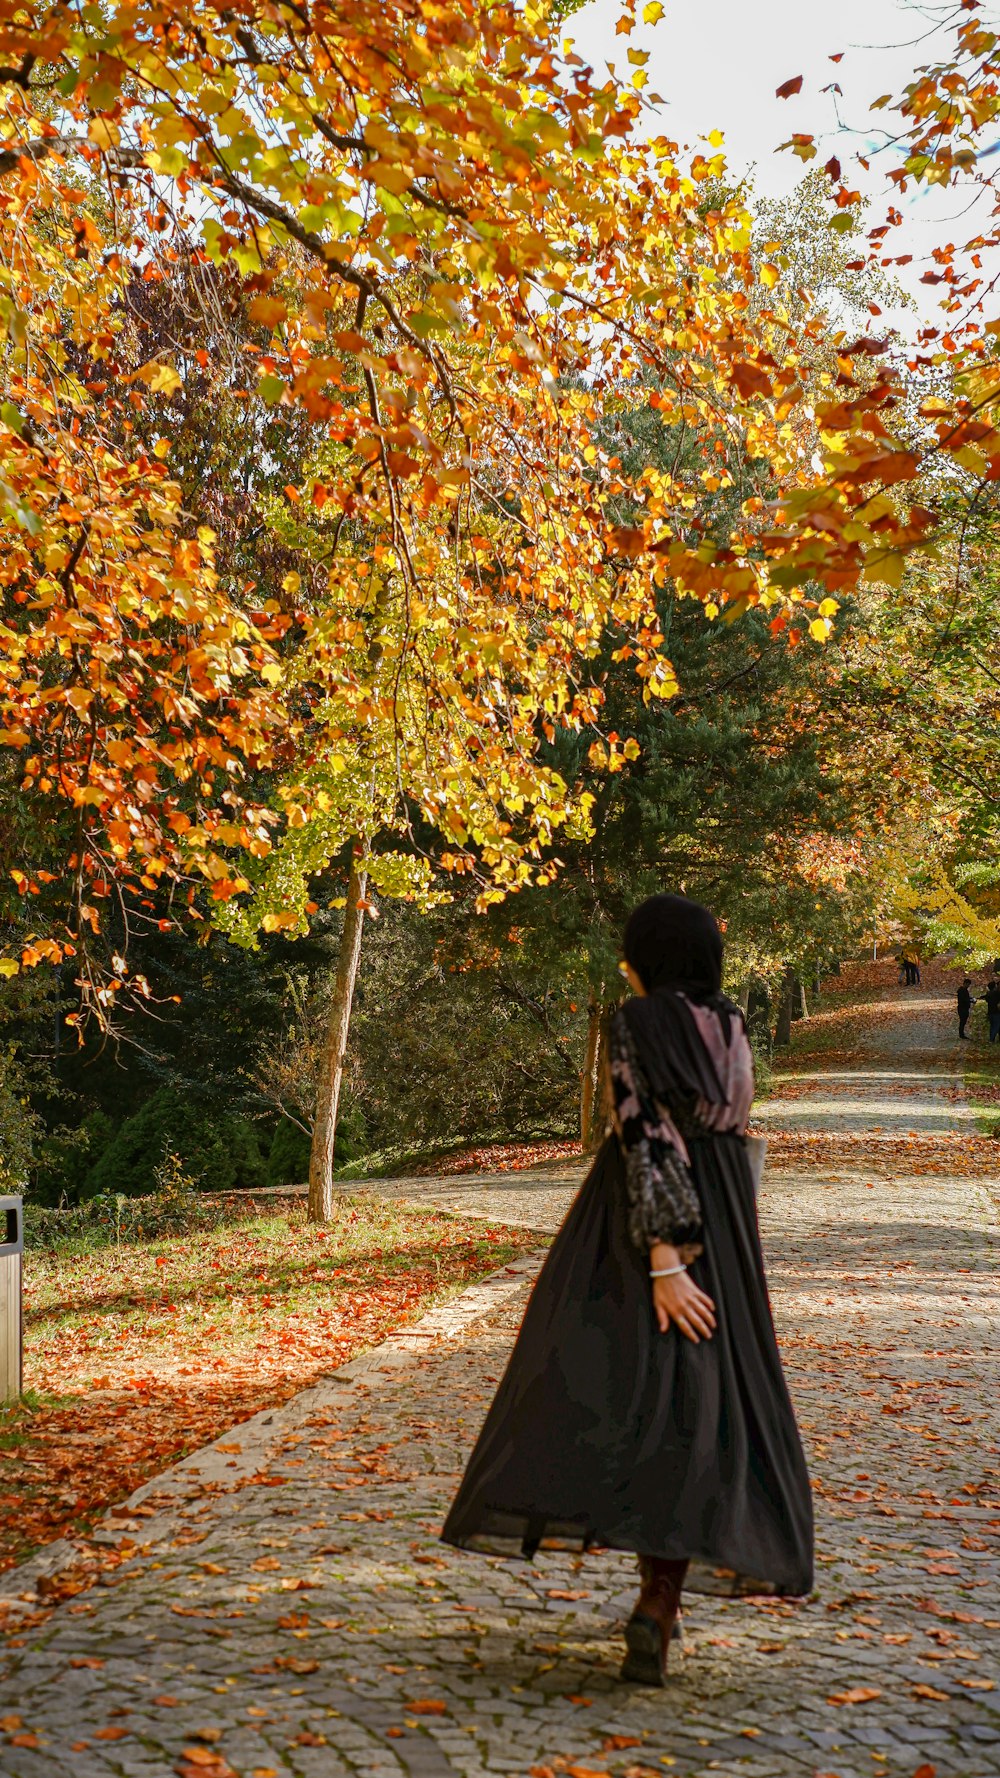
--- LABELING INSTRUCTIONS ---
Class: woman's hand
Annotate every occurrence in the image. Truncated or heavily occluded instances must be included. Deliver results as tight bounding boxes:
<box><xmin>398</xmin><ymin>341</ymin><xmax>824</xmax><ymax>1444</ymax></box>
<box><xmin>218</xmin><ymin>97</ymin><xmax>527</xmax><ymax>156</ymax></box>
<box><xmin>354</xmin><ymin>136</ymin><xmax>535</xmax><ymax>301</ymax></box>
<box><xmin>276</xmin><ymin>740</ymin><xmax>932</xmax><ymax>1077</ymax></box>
<box><xmin>649</xmin><ymin>1243</ymin><xmax>716</xmax><ymax>1342</ymax></box>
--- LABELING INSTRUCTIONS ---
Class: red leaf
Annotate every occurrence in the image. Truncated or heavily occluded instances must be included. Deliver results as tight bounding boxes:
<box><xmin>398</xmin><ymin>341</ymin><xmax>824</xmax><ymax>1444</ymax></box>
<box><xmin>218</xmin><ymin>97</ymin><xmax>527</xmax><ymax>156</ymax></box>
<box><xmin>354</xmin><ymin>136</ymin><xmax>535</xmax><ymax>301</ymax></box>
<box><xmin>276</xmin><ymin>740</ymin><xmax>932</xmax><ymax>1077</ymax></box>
<box><xmin>776</xmin><ymin>75</ymin><xmax>803</xmax><ymax>98</ymax></box>
<box><xmin>731</xmin><ymin>361</ymin><xmax>773</xmax><ymax>400</ymax></box>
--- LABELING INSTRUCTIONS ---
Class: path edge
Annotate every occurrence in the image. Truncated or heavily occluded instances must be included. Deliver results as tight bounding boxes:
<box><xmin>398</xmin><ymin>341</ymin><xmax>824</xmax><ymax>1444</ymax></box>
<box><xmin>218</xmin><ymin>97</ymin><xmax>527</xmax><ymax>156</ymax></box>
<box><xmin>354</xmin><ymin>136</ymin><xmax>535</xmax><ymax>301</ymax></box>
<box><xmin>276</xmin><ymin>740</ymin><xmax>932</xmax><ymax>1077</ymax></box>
<box><xmin>0</xmin><ymin>1248</ymin><xmax>542</xmax><ymax>1619</ymax></box>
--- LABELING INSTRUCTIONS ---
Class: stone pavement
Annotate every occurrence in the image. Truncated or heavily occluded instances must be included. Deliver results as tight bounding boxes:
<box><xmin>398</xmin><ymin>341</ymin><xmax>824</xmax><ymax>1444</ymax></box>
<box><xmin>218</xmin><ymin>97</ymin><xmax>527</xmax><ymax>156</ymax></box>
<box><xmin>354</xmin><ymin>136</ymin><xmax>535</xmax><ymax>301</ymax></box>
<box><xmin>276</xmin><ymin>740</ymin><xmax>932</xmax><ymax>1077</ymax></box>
<box><xmin>1</xmin><ymin>974</ymin><xmax>999</xmax><ymax>1778</ymax></box>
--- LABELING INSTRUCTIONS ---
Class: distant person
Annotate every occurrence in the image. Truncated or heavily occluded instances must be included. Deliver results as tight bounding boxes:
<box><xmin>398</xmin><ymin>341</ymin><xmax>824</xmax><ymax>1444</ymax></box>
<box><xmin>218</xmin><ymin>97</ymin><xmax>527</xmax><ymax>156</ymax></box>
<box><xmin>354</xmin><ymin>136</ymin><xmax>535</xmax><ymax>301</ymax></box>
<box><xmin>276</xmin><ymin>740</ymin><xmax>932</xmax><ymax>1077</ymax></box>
<box><xmin>957</xmin><ymin>977</ymin><xmax>975</xmax><ymax>1040</ymax></box>
<box><xmin>901</xmin><ymin>944</ymin><xmax>920</xmax><ymax>986</ymax></box>
<box><xmin>986</xmin><ymin>975</ymin><xmax>1000</xmax><ymax>1045</ymax></box>
<box><xmin>896</xmin><ymin>951</ymin><xmax>907</xmax><ymax>986</ymax></box>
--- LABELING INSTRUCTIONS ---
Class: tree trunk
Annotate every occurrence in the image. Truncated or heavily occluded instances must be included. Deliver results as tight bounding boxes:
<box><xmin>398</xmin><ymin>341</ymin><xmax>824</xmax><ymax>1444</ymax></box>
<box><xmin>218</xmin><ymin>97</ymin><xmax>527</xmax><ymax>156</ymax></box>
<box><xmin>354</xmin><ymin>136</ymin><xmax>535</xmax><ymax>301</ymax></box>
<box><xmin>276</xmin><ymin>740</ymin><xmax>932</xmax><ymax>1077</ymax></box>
<box><xmin>792</xmin><ymin>977</ymin><xmax>807</xmax><ymax>1022</ymax></box>
<box><xmin>746</xmin><ymin>982</ymin><xmax>772</xmax><ymax>1055</ymax></box>
<box><xmin>774</xmin><ymin>966</ymin><xmax>796</xmax><ymax>1047</ymax></box>
<box><xmin>593</xmin><ymin>1004</ymin><xmax>614</xmax><ymax>1141</ymax></box>
<box><xmin>308</xmin><ymin>859</ymin><xmax>367</xmax><ymax>1224</ymax></box>
<box><xmin>580</xmin><ymin>996</ymin><xmax>602</xmax><ymax>1152</ymax></box>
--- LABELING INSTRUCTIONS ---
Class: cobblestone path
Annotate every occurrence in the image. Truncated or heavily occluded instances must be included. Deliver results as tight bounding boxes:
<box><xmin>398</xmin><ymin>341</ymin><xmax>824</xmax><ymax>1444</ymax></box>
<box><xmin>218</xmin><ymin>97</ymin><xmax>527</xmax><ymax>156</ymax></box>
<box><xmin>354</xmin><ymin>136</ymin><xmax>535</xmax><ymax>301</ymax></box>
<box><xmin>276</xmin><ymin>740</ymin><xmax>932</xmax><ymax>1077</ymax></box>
<box><xmin>1</xmin><ymin>976</ymin><xmax>998</xmax><ymax>1778</ymax></box>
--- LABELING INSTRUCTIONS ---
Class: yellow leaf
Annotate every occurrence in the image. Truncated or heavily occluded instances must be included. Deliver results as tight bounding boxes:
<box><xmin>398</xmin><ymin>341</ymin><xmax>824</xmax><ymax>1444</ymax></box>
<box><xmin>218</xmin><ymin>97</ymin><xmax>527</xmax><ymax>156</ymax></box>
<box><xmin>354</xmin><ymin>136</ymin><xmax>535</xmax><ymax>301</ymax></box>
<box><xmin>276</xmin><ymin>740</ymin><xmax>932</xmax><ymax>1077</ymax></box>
<box><xmin>862</xmin><ymin>550</ymin><xmax>904</xmax><ymax>589</ymax></box>
<box><xmin>642</xmin><ymin>0</ymin><xmax>664</xmax><ymax>18</ymax></box>
<box><xmin>759</xmin><ymin>263</ymin><xmax>779</xmax><ymax>289</ymax></box>
<box><xmin>152</xmin><ymin>439</ymin><xmax>171</xmax><ymax>459</ymax></box>
<box><xmin>138</xmin><ymin>361</ymin><xmax>183</xmax><ymax>397</ymax></box>
<box><xmin>707</xmin><ymin>129</ymin><xmax>724</xmax><ymax>148</ymax></box>
<box><xmin>88</xmin><ymin>117</ymin><xmax>120</xmax><ymax>151</ymax></box>
<box><xmin>808</xmin><ymin>618</ymin><xmax>830</xmax><ymax>642</ymax></box>
<box><xmin>0</xmin><ymin>959</ymin><xmax>19</xmax><ymax>978</ymax></box>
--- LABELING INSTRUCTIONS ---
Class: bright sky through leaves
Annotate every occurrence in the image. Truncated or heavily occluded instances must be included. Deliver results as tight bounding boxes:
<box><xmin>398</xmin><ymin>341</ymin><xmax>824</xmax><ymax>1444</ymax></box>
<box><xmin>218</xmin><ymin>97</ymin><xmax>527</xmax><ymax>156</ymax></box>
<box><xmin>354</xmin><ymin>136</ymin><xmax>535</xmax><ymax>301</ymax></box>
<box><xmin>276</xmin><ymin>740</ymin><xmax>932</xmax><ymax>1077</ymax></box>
<box><xmin>569</xmin><ymin>0</ymin><xmax>976</xmax><ymax>324</ymax></box>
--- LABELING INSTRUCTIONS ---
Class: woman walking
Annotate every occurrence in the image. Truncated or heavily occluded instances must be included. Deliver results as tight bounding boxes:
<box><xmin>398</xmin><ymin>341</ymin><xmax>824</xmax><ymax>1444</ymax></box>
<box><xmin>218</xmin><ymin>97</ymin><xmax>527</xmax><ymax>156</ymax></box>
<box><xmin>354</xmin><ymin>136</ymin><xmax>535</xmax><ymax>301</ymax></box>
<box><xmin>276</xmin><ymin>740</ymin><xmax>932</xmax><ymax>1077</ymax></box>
<box><xmin>442</xmin><ymin>894</ymin><xmax>813</xmax><ymax>1685</ymax></box>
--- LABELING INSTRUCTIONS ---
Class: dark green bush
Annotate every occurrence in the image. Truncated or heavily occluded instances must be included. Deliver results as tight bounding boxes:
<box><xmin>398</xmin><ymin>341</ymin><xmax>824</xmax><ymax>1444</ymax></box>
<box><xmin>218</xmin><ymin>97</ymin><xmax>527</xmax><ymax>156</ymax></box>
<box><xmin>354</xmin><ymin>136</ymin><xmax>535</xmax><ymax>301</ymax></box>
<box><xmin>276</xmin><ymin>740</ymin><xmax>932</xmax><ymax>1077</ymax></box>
<box><xmin>265</xmin><ymin>1103</ymin><xmax>366</xmax><ymax>1188</ymax></box>
<box><xmin>83</xmin><ymin>1088</ymin><xmax>267</xmax><ymax>1198</ymax></box>
<box><xmin>31</xmin><ymin>1110</ymin><xmax>115</xmax><ymax>1206</ymax></box>
<box><xmin>266</xmin><ymin>1118</ymin><xmax>311</xmax><ymax>1187</ymax></box>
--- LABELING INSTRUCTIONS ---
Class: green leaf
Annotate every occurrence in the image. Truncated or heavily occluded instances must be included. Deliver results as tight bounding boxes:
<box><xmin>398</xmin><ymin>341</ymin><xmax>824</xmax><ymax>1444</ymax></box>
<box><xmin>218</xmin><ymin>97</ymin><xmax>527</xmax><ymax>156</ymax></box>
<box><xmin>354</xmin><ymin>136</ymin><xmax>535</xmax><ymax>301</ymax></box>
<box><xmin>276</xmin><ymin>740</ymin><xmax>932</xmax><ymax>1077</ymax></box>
<box><xmin>258</xmin><ymin>375</ymin><xmax>285</xmax><ymax>405</ymax></box>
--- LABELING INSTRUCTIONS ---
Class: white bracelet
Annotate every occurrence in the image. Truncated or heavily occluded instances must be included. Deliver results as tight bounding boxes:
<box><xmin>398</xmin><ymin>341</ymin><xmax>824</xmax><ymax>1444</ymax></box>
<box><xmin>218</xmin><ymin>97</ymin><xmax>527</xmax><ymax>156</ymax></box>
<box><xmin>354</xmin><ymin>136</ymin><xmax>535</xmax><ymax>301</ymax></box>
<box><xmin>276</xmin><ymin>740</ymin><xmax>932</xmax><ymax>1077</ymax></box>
<box><xmin>649</xmin><ymin>1263</ymin><xmax>687</xmax><ymax>1278</ymax></box>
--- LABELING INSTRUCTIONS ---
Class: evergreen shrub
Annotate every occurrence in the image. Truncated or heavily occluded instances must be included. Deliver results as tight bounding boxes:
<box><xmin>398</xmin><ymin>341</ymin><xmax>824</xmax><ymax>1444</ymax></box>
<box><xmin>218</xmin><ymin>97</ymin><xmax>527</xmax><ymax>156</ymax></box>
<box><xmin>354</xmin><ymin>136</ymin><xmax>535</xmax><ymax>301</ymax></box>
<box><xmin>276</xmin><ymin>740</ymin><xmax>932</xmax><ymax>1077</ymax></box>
<box><xmin>82</xmin><ymin>1088</ymin><xmax>267</xmax><ymax>1197</ymax></box>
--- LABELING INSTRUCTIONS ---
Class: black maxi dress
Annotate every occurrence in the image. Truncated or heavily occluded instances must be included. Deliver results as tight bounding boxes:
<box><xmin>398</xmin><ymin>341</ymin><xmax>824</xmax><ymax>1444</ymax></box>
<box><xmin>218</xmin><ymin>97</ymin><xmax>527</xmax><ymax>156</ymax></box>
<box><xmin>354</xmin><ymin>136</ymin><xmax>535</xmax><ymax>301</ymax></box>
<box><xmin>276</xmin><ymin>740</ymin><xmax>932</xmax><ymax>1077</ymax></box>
<box><xmin>441</xmin><ymin>997</ymin><xmax>814</xmax><ymax>1598</ymax></box>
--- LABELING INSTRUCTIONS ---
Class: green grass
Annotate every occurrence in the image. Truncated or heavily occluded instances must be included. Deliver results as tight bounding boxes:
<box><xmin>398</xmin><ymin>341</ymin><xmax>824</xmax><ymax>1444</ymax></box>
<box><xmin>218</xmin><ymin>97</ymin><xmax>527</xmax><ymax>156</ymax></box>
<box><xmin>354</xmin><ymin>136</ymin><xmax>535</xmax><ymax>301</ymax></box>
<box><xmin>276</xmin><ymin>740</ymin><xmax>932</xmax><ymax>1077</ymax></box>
<box><xmin>961</xmin><ymin>1023</ymin><xmax>1000</xmax><ymax>1136</ymax></box>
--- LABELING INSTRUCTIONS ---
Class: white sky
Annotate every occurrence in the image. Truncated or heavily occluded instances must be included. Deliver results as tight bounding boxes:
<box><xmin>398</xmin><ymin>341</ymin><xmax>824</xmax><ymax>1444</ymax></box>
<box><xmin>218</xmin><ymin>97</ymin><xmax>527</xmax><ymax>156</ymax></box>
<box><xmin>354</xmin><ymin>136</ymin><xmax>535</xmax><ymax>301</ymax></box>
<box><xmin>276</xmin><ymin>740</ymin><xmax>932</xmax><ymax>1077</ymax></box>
<box><xmin>566</xmin><ymin>0</ymin><xmax>992</xmax><ymax>326</ymax></box>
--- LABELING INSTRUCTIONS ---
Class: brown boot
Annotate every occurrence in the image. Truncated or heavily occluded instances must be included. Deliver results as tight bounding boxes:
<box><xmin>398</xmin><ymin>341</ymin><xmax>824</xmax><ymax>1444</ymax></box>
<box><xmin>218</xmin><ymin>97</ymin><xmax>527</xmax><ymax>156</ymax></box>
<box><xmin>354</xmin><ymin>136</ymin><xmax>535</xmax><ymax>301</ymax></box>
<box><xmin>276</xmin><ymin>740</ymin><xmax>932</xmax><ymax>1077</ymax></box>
<box><xmin>619</xmin><ymin>1556</ymin><xmax>687</xmax><ymax>1687</ymax></box>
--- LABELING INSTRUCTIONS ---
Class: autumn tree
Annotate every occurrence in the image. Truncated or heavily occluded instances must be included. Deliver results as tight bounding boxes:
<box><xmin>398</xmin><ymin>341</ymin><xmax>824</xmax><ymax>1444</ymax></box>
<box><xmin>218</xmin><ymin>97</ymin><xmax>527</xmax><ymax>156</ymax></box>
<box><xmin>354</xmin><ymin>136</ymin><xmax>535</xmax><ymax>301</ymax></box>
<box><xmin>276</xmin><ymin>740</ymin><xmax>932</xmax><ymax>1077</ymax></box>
<box><xmin>5</xmin><ymin>0</ymin><xmax>999</xmax><ymax>1214</ymax></box>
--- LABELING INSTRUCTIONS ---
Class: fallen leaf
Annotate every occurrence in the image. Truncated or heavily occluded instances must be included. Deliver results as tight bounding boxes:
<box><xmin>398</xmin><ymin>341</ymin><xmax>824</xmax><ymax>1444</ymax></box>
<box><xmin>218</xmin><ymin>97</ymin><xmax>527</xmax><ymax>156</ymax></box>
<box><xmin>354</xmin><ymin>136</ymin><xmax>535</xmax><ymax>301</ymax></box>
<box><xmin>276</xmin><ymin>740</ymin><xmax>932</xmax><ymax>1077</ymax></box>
<box><xmin>827</xmin><ymin>1686</ymin><xmax>882</xmax><ymax>1705</ymax></box>
<box><xmin>406</xmin><ymin>1699</ymin><xmax>447</xmax><ymax>1715</ymax></box>
<box><xmin>911</xmin><ymin>1685</ymin><xmax>949</xmax><ymax>1701</ymax></box>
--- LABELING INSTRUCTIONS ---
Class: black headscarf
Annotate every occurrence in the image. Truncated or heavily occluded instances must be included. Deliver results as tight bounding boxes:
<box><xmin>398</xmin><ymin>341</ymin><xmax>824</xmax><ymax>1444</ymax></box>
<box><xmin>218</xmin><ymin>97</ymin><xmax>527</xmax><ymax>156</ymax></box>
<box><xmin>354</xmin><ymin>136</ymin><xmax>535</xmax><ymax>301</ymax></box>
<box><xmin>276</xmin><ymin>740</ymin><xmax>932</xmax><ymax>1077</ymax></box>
<box><xmin>620</xmin><ymin>893</ymin><xmax>742</xmax><ymax>1107</ymax></box>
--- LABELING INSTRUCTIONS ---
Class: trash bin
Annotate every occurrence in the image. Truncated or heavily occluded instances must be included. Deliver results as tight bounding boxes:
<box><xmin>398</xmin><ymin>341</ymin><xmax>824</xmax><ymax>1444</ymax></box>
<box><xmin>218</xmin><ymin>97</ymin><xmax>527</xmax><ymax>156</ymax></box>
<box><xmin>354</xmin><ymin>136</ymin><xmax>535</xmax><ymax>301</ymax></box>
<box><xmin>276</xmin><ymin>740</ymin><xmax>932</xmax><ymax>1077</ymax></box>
<box><xmin>0</xmin><ymin>1195</ymin><xmax>23</xmax><ymax>1402</ymax></box>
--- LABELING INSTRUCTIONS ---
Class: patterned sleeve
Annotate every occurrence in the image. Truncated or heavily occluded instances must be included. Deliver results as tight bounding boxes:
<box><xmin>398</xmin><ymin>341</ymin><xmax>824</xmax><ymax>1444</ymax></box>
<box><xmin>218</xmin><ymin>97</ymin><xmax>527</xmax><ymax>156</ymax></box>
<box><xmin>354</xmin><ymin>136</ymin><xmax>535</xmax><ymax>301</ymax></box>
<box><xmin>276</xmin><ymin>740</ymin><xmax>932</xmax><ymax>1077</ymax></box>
<box><xmin>609</xmin><ymin>1011</ymin><xmax>703</xmax><ymax>1252</ymax></box>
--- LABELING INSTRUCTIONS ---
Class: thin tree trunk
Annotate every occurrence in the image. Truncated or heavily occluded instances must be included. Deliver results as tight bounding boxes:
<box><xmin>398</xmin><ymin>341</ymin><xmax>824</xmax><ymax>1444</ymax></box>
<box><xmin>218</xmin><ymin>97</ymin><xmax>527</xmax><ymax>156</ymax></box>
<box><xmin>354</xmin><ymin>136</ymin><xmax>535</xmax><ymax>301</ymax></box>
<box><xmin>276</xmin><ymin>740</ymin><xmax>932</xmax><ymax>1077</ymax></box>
<box><xmin>580</xmin><ymin>996</ymin><xmax>602</xmax><ymax>1151</ymax></box>
<box><xmin>308</xmin><ymin>858</ymin><xmax>367</xmax><ymax>1224</ymax></box>
<box><xmin>746</xmin><ymin>982</ymin><xmax>771</xmax><ymax>1055</ymax></box>
<box><xmin>593</xmin><ymin>1004</ymin><xmax>614</xmax><ymax>1141</ymax></box>
<box><xmin>774</xmin><ymin>966</ymin><xmax>796</xmax><ymax>1047</ymax></box>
